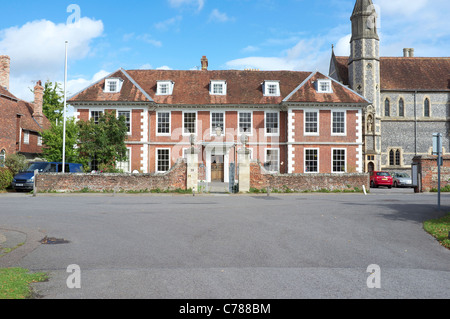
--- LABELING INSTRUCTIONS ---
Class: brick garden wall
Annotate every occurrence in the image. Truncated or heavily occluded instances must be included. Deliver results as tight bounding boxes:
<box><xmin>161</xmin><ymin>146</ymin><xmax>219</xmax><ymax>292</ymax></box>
<box><xmin>412</xmin><ymin>155</ymin><xmax>450</xmax><ymax>192</ymax></box>
<box><xmin>250</xmin><ymin>162</ymin><xmax>369</xmax><ymax>192</ymax></box>
<box><xmin>36</xmin><ymin>160</ymin><xmax>187</xmax><ymax>193</ymax></box>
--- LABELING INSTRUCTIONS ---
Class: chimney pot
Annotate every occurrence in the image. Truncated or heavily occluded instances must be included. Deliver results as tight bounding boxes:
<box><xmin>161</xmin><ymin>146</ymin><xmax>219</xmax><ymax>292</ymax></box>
<box><xmin>201</xmin><ymin>56</ymin><xmax>208</xmax><ymax>71</ymax></box>
<box><xmin>0</xmin><ymin>55</ymin><xmax>10</xmax><ymax>90</ymax></box>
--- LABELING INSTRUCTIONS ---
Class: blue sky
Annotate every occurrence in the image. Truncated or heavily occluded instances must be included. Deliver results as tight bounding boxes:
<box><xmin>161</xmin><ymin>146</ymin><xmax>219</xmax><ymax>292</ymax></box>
<box><xmin>1</xmin><ymin>0</ymin><xmax>449</xmax><ymax>102</ymax></box>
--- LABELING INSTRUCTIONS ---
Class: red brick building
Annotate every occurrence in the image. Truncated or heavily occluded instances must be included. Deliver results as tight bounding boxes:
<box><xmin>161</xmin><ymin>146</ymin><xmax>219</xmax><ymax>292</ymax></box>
<box><xmin>69</xmin><ymin>57</ymin><xmax>369</xmax><ymax>182</ymax></box>
<box><xmin>0</xmin><ymin>55</ymin><xmax>50</xmax><ymax>165</ymax></box>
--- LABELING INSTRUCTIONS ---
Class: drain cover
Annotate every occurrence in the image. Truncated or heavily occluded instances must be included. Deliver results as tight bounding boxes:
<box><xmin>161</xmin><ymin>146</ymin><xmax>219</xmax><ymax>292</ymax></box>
<box><xmin>40</xmin><ymin>236</ymin><xmax>70</xmax><ymax>245</ymax></box>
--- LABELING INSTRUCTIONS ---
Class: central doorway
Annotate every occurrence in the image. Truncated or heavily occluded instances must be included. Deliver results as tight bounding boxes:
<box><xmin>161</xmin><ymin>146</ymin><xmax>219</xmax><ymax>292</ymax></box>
<box><xmin>211</xmin><ymin>155</ymin><xmax>224</xmax><ymax>182</ymax></box>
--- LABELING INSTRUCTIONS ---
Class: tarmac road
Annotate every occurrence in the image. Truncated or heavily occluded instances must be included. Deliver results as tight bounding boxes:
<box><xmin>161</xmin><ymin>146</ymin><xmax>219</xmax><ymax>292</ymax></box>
<box><xmin>0</xmin><ymin>190</ymin><xmax>449</xmax><ymax>299</ymax></box>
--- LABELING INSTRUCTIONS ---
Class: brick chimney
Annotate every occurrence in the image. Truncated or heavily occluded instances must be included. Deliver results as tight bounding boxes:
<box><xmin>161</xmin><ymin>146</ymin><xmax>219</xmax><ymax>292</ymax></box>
<box><xmin>201</xmin><ymin>56</ymin><xmax>208</xmax><ymax>71</ymax></box>
<box><xmin>33</xmin><ymin>80</ymin><xmax>44</xmax><ymax>127</ymax></box>
<box><xmin>0</xmin><ymin>55</ymin><xmax>10</xmax><ymax>90</ymax></box>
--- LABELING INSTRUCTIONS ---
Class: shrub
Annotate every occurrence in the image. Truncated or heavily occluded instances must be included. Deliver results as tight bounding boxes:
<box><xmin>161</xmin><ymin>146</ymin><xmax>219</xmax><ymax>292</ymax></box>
<box><xmin>0</xmin><ymin>168</ymin><xmax>14</xmax><ymax>190</ymax></box>
<box><xmin>5</xmin><ymin>153</ymin><xmax>28</xmax><ymax>176</ymax></box>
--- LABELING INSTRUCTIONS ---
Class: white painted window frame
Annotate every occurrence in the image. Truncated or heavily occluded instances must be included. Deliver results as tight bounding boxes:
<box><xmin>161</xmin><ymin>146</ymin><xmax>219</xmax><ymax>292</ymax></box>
<box><xmin>331</xmin><ymin>110</ymin><xmax>347</xmax><ymax>136</ymax></box>
<box><xmin>156</xmin><ymin>111</ymin><xmax>172</xmax><ymax>136</ymax></box>
<box><xmin>332</xmin><ymin>148</ymin><xmax>347</xmax><ymax>173</ymax></box>
<box><xmin>156</xmin><ymin>148</ymin><xmax>171</xmax><ymax>173</ymax></box>
<box><xmin>304</xmin><ymin>109</ymin><xmax>319</xmax><ymax>136</ymax></box>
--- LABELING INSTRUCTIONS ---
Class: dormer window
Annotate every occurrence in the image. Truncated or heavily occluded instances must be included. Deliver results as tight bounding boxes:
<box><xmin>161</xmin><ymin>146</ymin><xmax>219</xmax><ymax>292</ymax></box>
<box><xmin>157</xmin><ymin>81</ymin><xmax>174</xmax><ymax>95</ymax></box>
<box><xmin>316</xmin><ymin>79</ymin><xmax>332</xmax><ymax>93</ymax></box>
<box><xmin>210</xmin><ymin>80</ymin><xmax>227</xmax><ymax>95</ymax></box>
<box><xmin>105</xmin><ymin>78</ymin><xmax>123</xmax><ymax>93</ymax></box>
<box><xmin>263</xmin><ymin>81</ymin><xmax>280</xmax><ymax>96</ymax></box>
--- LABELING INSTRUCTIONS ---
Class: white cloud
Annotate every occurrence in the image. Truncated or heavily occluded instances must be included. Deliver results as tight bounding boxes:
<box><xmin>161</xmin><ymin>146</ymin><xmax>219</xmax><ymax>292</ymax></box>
<box><xmin>208</xmin><ymin>9</ymin><xmax>234</xmax><ymax>23</ymax></box>
<box><xmin>241</xmin><ymin>46</ymin><xmax>260</xmax><ymax>53</ymax></box>
<box><xmin>0</xmin><ymin>17</ymin><xmax>104</xmax><ymax>101</ymax></box>
<box><xmin>168</xmin><ymin>0</ymin><xmax>205</xmax><ymax>11</ymax></box>
<box><xmin>0</xmin><ymin>18</ymin><xmax>103</xmax><ymax>79</ymax></box>
<box><xmin>227</xmin><ymin>38</ymin><xmax>330</xmax><ymax>72</ymax></box>
<box><xmin>155</xmin><ymin>16</ymin><xmax>183</xmax><ymax>31</ymax></box>
<box><xmin>156</xmin><ymin>65</ymin><xmax>172</xmax><ymax>70</ymax></box>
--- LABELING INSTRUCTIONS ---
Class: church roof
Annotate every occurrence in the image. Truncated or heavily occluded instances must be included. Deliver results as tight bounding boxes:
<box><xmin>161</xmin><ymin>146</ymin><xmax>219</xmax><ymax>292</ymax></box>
<box><xmin>333</xmin><ymin>56</ymin><xmax>450</xmax><ymax>91</ymax></box>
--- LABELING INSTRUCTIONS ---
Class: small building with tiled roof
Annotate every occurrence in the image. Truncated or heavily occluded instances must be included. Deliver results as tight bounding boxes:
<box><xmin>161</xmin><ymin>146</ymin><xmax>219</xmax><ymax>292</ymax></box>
<box><xmin>329</xmin><ymin>0</ymin><xmax>450</xmax><ymax>174</ymax></box>
<box><xmin>0</xmin><ymin>55</ymin><xmax>51</xmax><ymax>165</ymax></box>
<box><xmin>69</xmin><ymin>57</ymin><xmax>369</xmax><ymax>180</ymax></box>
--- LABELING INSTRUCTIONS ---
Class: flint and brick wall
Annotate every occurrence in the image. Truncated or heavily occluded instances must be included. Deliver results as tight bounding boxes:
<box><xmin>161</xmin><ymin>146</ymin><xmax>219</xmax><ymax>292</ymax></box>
<box><xmin>36</xmin><ymin>160</ymin><xmax>187</xmax><ymax>193</ymax></box>
<box><xmin>412</xmin><ymin>155</ymin><xmax>450</xmax><ymax>192</ymax></box>
<box><xmin>250</xmin><ymin>162</ymin><xmax>369</xmax><ymax>192</ymax></box>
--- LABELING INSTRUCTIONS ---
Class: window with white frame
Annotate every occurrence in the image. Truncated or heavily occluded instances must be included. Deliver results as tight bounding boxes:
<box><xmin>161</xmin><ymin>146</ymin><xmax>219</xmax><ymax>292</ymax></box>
<box><xmin>239</xmin><ymin>112</ymin><xmax>252</xmax><ymax>134</ymax></box>
<box><xmin>332</xmin><ymin>111</ymin><xmax>346</xmax><ymax>135</ymax></box>
<box><xmin>118</xmin><ymin>110</ymin><xmax>131</xmax><ymax>134</ymax></box>
<box><xmin>332</xmin><ymin>149</ymin><xmax>346</xmax><ymax>173</ymax></box>
<box><xmin>210</xmin><ymin>81</ymin><xmax>227</xmax><ymax>95</ymax></box>
<box><xmin>157</xmin><ymin>149</ymin><xmax>170</xmax><ymax>173</ymax></box>
<box><xmin>117</xmin><ymin>148</ymin><xmax>131</xmax><ymax>173</ymax></box>
<box><xmin>105</xmin><ymin>79</ymin><xmax>122</xmax><ymax>93</ymax></box>
<box><xmin>265</xmin><ymin>149</ymin><xmax>280</xmax><ymax>173</ymax></box>
<box><xmin>23</xmin><ymin>131</ymin><xmax>30</xmax><ymax>144</ymax></box>
<box><xmin>157</xmin><ymin>112</ymin><xmax>171</xmax><ymax>135</ymax></box>
<box><xmin>305</xmin><ymin>149</ymin><xmax>318</xmax><ymax>173</ymax></box>
<box><xmin>264</xmin><ymin>81</ymin><xmax>280</xmax><ymax>96</ymax></box>
<box><xmin>183</xmin><ymin>112</ymin><xmax>197</xmax><ymax>135</ymax></box>
<box><xmin>305</xmin><ymin>111</ymin><xmax>319</xmax><ymax>134</ymax></box>
<box><xmin>211</xmin><ymin>112</ymin><xmax>225</xmax><ymax>135</ymax></box>
<box><xmin>157</xmin><ymin>81</ymin><xmax>174</xmax><ymax>95</ymax></box>
<box><xmin>265</xmin><ymin>112</ymin><xmax>279</xmax><ymax>135</ymax></box>
<box><xmin>90</xmin><ymin>111</ymin><xmax>103</xmax><ymax>125</ymax></box>
<box><xmin>316</xmin><ymin>79</ymin><xmax>332</xmax><ymax>93</ymax></box>
<box><xmin>37</xmin><ymin>135</ymin><xmax>42</xmax><ymax>146</ymax></box>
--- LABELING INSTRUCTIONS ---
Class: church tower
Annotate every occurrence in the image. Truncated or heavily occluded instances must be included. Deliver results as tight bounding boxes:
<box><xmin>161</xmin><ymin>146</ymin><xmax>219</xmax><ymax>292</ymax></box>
<box><xmin>349</xmin><ymin>0</ymin><xmax>381</xmax><ymax>172</ymax></box>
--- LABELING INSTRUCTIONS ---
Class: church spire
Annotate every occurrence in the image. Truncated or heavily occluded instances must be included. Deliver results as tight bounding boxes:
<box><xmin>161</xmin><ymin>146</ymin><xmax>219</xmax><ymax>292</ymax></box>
<box><xmin>351</xmin><ymin>0</ymin><xmax>379</xmax><ymax>42</ymax></box>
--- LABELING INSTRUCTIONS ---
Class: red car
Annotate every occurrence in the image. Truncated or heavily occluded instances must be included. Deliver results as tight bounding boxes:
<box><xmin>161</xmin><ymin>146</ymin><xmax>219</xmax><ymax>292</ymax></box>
<box><xmin>370</xmin><ymin>171</ymin><xmax>393</xmax><ymax>188</ymax></box>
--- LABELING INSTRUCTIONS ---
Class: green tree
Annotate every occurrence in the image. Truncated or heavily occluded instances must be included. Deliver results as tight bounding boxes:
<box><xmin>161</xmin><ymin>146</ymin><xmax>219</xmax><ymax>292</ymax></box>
<box><xmin>77</xmin><ymin>112</ymin><xmax>128</xmax><ymax>172</ymax></box>
<box><xmin>42</xmin><ymin>81</ymin><xmax>64</xmax><ymax>124</ymax></box>
<box><xmin>41</xmin><ymin>118</ymin><xmax>80</xmax><ymax>163</ymax></box>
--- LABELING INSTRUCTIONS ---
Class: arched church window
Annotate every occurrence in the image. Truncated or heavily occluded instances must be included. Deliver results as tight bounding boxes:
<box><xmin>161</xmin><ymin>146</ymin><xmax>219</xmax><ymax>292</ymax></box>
<box><xmin>384</xmin><ymin>99</ymin><xmax>390</xmax><ymax>117</ymax></box>
<box><xmin>424</xmin><ymin>98</ymin><xmax>430</xmax><ymax>117</ymax></box>
<box><xmin>389</xmin><ymin>149</ymin><xmax>394</xmax><ymax>166</ymax></box>
<box><xmin>395</xmin><ymin>149</ymin><xmax>401</xmax><ymax>166</ymax></box>
<box><xmin>398</xmin><ymin>98</ymin><xmax>405</xmax><ymax>117</ymax></box>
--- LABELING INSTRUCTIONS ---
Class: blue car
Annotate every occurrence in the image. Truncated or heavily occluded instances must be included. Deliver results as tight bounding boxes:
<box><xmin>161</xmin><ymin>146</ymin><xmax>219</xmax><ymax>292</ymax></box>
<box><xmin>12</xmin><ymin>162</ymin><xmax>83</xmax><ymax>191</ymax></box>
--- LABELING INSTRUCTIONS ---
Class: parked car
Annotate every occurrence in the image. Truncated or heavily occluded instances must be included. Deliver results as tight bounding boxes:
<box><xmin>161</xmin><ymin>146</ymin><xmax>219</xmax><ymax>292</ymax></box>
<box><xmin>12</xmin><ymin>162</ymin><xmax>83</xmax><ymax>192</ymax></box>
<box><xmin>392</xmin><ymin>172</ymin><xmax>413</xmax><ymax>188</ymax></box>
<box><xmin>370</xmin><ymin>171</ymin><xmax>393</xmax><ymax>188</ymax></box>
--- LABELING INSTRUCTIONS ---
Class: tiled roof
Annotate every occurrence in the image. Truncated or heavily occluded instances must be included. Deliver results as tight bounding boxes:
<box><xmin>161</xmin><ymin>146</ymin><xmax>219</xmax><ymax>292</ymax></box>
<box><xmin>69</xmin><ymin>69</ymin><xmax>326</xmax><ymax>105</ymax></box>
<box><xmin>69</xmin><ymin>69</ymin><xmax>153</xmax><ymax>103</ymax></box>
<box><xmin>334</xmin><ymin>56</ymin><xmax>450</xmax><ymax>91</ymax></box>
<box><xmin>284</xmin><ymin>72</ymin><xmax>368</xmax><ymax>104</ymax></box>
<box><xmin>0</xmin><ymin>91</ymin><xmax>50</xmax><ymax>133</ymax></box>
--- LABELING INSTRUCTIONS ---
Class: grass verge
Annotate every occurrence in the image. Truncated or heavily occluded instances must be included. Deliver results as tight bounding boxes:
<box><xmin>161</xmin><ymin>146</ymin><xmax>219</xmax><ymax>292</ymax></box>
<box><xmin>0</xmin><ymin>268</ymin><xmax>48</xmax><ymax>299</ymax></box>
<box><xmin>423</xmin><ymin>212</ymin><xmax>450</xmax><ymax>249</ymax></box>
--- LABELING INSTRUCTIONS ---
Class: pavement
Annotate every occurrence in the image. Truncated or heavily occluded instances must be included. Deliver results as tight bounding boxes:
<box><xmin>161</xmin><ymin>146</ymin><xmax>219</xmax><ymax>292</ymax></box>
<box><xmin>0</xmin><ymin>227</ymin><xmax>44</xmax><ymax>268</ymax></box>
